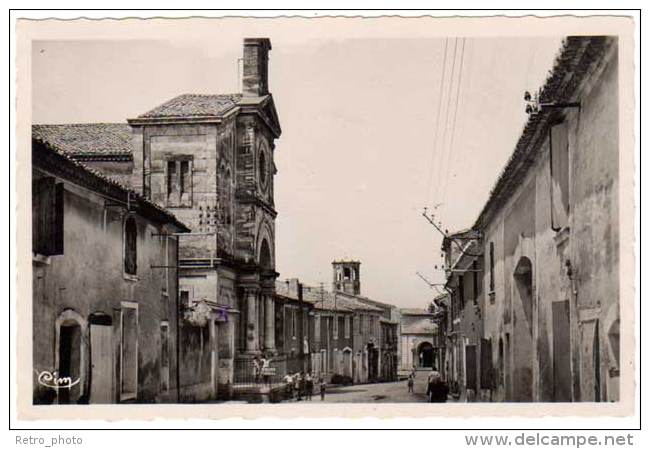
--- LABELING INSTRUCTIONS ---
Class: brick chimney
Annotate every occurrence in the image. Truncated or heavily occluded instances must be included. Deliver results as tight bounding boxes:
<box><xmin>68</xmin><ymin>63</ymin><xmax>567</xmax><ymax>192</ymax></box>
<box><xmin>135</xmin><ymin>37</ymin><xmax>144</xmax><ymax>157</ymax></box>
<box><xmin>242</xmin><ymin>38</ymin><xmax>271</xmax><ymax>97</ymax></box>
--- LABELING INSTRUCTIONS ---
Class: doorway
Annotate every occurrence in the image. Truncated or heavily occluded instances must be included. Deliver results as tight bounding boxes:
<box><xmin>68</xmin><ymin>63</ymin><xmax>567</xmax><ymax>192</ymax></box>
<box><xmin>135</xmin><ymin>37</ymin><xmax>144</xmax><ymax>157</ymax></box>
<box><xmin>512</xmin><ymin>256</ymin><xmax>534</xmax><ymax>401</ymax></box>
<box><xmin>58</xmin><ymin>323</ymin><xmax>82</xmax><ymax>404</ymax></box>
<box><xmin>90</xmin><ymin>316</ymin><xmax>114</xmax><ymax>404</ymax></box>
<box><xmin>417</xmin><ymin>342</ymin><xmax>434</xmax><ymax>368</ymax></box>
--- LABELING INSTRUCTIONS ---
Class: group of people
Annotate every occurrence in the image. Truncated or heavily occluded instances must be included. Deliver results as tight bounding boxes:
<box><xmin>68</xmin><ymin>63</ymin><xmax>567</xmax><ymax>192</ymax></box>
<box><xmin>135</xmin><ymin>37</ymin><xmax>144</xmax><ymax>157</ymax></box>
<box><xmin>407</xmin><ymin>365</ymin><xmax>449</xmax><ymax>403</ymax></box>
<box><xmin>283</xmin><ymin>372</ymin><xmax>327</xmax><ymax>401</ymax></box>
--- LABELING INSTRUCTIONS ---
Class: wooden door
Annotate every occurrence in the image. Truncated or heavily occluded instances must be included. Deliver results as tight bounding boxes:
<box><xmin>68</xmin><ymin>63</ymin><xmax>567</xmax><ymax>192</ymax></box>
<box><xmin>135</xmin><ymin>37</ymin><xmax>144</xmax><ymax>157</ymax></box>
<box><xmin>552</xmin><ymin>300</ymin><xmax>572</xmax><ymax>402</ymax></box>
<box><xmin>90</xmin><ymin>324</ymin><xmax>113</xmax><ymax>404</ymax></box>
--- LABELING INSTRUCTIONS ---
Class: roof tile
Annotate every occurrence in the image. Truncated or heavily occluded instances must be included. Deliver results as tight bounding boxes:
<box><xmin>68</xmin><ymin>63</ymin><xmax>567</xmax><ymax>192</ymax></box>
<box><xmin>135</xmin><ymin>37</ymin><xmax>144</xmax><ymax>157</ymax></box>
<box><xmin>32</xmin><ymin>123</ymin><xmax>132</xmax><ymax>157</ymax></box>
<box><xmin>138</xmin><ymin>93</ymin><xmax>242</xmax><ymax>118</ymax></box>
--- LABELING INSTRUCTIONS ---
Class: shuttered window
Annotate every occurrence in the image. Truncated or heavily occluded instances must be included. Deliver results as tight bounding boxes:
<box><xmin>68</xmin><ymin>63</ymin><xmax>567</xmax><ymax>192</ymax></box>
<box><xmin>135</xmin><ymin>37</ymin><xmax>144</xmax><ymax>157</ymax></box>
<box><xmin>124</xmin><ymin>216</ymin><xmax>137</xmax><ymax>275</ymax></box>
<box><xmin>550</xmin><ymin>121</ymin><xmax>570</xmax><ymax>230</ymax></box>
<box><xmin>32</xmin><ymin>177</ymin><xmax>64</xmax><ymax>256</ymax></box>
<box><xmin>489</xmin><ymin>242</ymin><xmax>495</xmax><ymax>292</ymax></box>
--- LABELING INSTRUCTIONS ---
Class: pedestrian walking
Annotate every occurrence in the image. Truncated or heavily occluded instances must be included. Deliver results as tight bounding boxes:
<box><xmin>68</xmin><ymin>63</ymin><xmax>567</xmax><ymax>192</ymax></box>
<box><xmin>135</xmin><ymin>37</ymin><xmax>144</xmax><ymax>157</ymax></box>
<box><xmin>252</xmin><ymin>356</ymin><xmax>262</xmax><ymax>383</ymax></box>
<box><xmin>283</xmin><ymin>373</ymin><xmax>294</xmax><ymax>400</ymax></box>
<box><xmin>319</xmin><ymin>376</ymin><xmax>326</xmax><ymax>401</ymax></box>
<box><xmin>407</xmin><ymin>374</ymin><xmax>414</xmax><ymax>393</ymax></box>
<box><xmin>295</xmin><ymin>372</ymin><xmax>303</xmax><ymax>401</ymax></box>
<box><xmin>426</xmin><ymin>365</ymin><xmax>449</xmax><ymax>403</ymax></box>
<box><xmin>305</xmin><ymin>372</ymin><xmax>314</xmax><ymax>401</ymax></box>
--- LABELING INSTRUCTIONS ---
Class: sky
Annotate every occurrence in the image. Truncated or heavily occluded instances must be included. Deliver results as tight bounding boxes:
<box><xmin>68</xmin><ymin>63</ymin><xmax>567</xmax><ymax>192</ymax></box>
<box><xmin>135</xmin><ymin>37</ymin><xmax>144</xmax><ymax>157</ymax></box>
<box><xmin>31</xmin><ymin>18</ymin><xmax>563</xmax><ymax>309</ymax></box>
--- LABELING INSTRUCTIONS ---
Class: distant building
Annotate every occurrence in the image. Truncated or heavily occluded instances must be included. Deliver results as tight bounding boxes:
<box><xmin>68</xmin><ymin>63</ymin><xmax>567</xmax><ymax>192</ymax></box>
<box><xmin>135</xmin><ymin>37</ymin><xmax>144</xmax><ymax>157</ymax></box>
<box><xmin>278</xmin><ymin>260</ymin><xmax>399</xmax><ymax>384</ymax></box>
<box><xmin>442</xmin><ymin>231</ymin><xmax>485</xmax><ymax>401</ymax></box>
<box><xmin>397</xmin><ymin>308</ymin><xmax>437</xmax><ymax>378</ymax></box>
<box><xmin>32</xmin><ymin>138</ymin><xmax>189</xmax><ymax>404</ymax></box>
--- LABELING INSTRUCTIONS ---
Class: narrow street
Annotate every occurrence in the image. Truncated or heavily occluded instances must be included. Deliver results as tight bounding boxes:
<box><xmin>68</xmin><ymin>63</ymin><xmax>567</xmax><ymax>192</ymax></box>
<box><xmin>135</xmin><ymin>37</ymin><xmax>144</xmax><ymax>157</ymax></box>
<box><xmin>292</xmin><ymin>372</ymin><xmax>453</xmax><ymax>403</ymax></box>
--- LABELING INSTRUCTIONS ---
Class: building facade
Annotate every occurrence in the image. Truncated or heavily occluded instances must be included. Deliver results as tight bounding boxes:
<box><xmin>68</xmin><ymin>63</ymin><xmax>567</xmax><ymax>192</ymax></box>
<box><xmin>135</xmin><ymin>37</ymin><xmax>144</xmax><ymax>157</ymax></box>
<box><xmin>277</xmin><ymin>260</ymin><xmax>399</xmax><ymax>384</ymax></box>
<box><xmin>32</xmin><ymin>138</ymin><xmax>189</xmax><ymax>404</ymax></box>
<box><xmin>397</xmin><ymin>308</ymin><xmax>438</xmax><ymax>378</ymax></box>
<box><xmin>476</xmin><ymin>36</ymin><xmax>620</xmax><ymax>403</ymax></box>
<box><xmin>437</xmin><ymin>36</ymin><xmax>620</xmax><ymax>403</ymax></box>
<box><xmin>33</xmin><ymin>38</ymin><xmax>283</xmax><ymax>402</ymax></box>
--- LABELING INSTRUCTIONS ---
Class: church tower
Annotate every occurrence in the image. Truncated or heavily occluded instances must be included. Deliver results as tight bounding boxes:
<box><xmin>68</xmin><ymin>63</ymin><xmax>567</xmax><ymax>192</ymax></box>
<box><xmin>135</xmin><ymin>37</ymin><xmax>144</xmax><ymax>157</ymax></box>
<box><xmin>332</xmin><ymin>260</ymin><xmax>361</xmax><ymax>295</ymax></box>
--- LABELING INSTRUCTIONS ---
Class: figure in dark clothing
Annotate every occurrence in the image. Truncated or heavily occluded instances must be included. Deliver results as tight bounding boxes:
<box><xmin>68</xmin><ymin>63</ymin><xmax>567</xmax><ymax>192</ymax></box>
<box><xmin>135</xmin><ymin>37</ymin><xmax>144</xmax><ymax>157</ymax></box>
<box><xmin>426</xmin><ymin>365</ymin><xmax>449</xmax><ymax>403</ymax></box>
<box><xmin>305</xmin><ymin>373</ymin><xmax>314</xmax><ymax>401</ymax></box>
<box><xmin>319</xmin><ymin>376</ymin><xmax>326</xmax><ymax>401</ymax></box>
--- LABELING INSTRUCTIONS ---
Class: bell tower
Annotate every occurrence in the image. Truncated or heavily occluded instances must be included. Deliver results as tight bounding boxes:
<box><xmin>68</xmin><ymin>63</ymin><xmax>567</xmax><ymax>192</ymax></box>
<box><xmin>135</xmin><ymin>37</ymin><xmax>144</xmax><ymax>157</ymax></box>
<box><xmin>332</xmin><ymin>260</ymin><xmax>361</xmax><ymax>295</ymax></box>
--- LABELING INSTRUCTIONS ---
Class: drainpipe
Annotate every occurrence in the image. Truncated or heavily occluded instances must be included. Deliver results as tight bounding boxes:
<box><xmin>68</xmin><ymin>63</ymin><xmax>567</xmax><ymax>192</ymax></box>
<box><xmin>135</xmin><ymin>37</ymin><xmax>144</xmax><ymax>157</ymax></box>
<box><xmin>175</xmin><ymin>236</ymin><xmax>181</xmax><ymax>403</ymax></box>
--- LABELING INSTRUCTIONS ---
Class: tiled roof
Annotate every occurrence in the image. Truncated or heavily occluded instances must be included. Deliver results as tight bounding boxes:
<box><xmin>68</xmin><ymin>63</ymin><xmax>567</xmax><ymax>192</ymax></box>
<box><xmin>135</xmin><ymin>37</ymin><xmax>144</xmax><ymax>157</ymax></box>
<box><xmin>138</xmin><ymin>94</ymin><xmax>242</xmax><ymax>119</ymax></box>
<box><xmin>275</xmin><ymin>280</ymin><xmax>383</xmax><ymax>313</ymax></box>
<box><xmin>473</xmin><ymin>36</ymin><xmax>614</xmax><ymax>230</ymax></box>
<box><xmin>32</xmin><ymin>123</ymin><xmax>132</xmax><ymax>158</ymax></box>
<box><xmin>33</xmin><ymin>136</ymin><xmax>189</xmax><ymax>232</ymax></box>
<box><xmin>399</xmin><ymin>308</ymin><xmax>433</xmax><ymax>316</ymax></box>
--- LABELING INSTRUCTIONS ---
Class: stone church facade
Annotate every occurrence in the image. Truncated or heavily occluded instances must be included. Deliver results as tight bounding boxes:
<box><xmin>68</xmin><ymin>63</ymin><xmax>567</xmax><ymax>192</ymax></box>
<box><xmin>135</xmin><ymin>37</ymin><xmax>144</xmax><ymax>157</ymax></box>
<box><xmin>33</xmin><ymin>38</ymin><xmax>282</xmax><ymax>401</ymax></box>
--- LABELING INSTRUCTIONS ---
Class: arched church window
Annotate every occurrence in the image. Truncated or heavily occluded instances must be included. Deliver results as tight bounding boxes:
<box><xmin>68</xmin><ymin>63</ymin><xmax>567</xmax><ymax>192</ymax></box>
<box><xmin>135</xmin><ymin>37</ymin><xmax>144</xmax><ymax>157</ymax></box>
<box><xmin>225</xmin><ymin>169</ymin><xmax>232</xmax><ymax>226</ymax></box>
<box><xmin>258</xmin><ymin>147</ymin><xmax>268</xmax><ymax>188</ymax></box>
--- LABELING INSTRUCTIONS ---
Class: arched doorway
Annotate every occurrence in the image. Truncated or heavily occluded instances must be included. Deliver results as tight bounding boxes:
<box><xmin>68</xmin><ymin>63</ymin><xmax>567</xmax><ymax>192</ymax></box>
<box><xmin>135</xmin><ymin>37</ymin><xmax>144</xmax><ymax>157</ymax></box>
<box><xmin>417</xmin><ymin>341</ymin><xmax>434</xmax><ymax>368</ymax></box>
<box><xmin>342</xmin><ymin>348</ymin><xmax>352</xmax><ymax>378</ymax></box>
<box><xmin>512</xmin><ymin>256</ymin><xmax>534</xmax><ymax>401</ymax></box>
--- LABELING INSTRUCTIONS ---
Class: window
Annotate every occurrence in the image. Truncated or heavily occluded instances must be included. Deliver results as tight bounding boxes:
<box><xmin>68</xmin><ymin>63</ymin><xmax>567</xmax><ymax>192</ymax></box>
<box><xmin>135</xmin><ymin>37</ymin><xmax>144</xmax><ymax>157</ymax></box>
<box><xmin>160</xmin><ymin>321</ymin><xmax>169</xmax><ymax>393</ymax></box>
<box><xmin>124</xmin><ymin>216</ymin><xmax>138</xmax><ymax>276</ymax></box>
<box><xmin>120</xmin><ymin>302</ymin><xmax>138</xmax><ymax>401</ymax></box>
<box><xmin>166</xmin><ymin>157</ymin><xmax>193</xmax><ymax>207</ymax></box>
<box><xmin>458</xmin><ymin>275</ymin><xmax>465</xmax><ymax>310</ymax></box>
<box><xmin>550</xmin><ymin>121</ymin><xmax>570</xmax><ymax>230</ymax></box>
<box><xmin>333</xmin><ymin>314</ymin><xmax>339</xmax><ymax>340</ymax></box>
<box><xmin>180</xmin><ymin>290</ymin><xmax>190</xmax><ymax>308</ymax></box>
<box><xmin>258</xmin><ymin>149</ymin><xmax>267</xmax><ymax>187</ymax></box>
<box><xmin>344</xmin><ymin>316</ymin><xmax>350</xmax><ymax>339</ymax></box>
<box><xmin>489</xmin><ymin>242</ymin><xmax>495</xmax><ymax>293</ymax></box>
<box><xmin>32</xmin><ymin>177</ymin><xmax>64</xmax><ymax>256</ymax></box>
<box><xmin>473</xmin><ymin>260</ymin><xmax>480</xmax><ymax>303</ymax></box>
<box><xmin>314</xmin><ymin>315</ymin><xmax>321</xmax><ymax>343</ymax></box>
<box><xmin>218</xmin><ymin>165</ymin><xmax>233</xmax><ymax>226</ymax></box>
<box><xmin>292</xmin><ymin>308</ymin><xmax>297</xmax><ymax>339</ymax></box>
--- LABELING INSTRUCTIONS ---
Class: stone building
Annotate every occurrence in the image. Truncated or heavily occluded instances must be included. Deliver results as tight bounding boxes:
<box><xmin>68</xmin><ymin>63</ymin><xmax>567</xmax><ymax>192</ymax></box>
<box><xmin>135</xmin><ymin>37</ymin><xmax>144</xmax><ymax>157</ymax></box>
<box><xmin>396</xmin><ymin>308</ymin><xmax>438</xmax><ymax>378</ymax></box>
<box><xmin>32</xmin><ymin>137</ymin><xmax>189</xmax><ymax>404</ymax></box>
<box><xmin>277</xmin><ymin>260</ymin><xmax>399</xmax><ymax>384</ymax></box>
<box><xmin>33</xmin><ymin>38</ymin><xmax>283</xmax><ymax>401</ymax></box>
<box><xmin>476</xmin><ymin>36</ymin><xmax>619</xmax><ymax>403</ymax></box>
<box><xmin>438</xmin><ymin>36</ymin><xmax>620</xmax><ymax>403</ymax></box>
<box><xmin>275</xmin><ymin>279</ymin><xmax>315</xmax><ymax>376</ymax></box>
<box><xmin>442</xmin><ymin>232</ymin><xmax>486</xmax><ymax>401</ymax></box>
<box><xmin>379</xmin><ymin>318</ymin><xmax>399</xmax><ymax>382</ymax></box>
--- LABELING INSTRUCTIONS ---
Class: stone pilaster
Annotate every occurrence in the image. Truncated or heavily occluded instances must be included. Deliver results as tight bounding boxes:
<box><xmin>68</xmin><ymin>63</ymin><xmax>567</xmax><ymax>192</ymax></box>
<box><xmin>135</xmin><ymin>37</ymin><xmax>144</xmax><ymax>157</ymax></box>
<box><xmin>245</xmin><ymin>288</ymin><xmax>259</xmax><ymax>353</ymax></box>
<box><xmin>264</xmin><ymin>295</ymin><xmax>276</xmax><ymax>352</ymax></box>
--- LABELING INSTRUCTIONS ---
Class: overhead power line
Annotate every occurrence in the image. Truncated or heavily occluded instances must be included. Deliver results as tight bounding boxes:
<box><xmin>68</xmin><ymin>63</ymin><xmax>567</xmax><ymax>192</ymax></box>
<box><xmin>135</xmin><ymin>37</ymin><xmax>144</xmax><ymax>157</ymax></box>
<box><xmin>424</xmin><ymin>38</ymin><xmax>449</xmax><ymax>207</ymax></box>
<box><xmin>431</xmin><ymin>37</ymin><xmax>459</xmax><ymax>209</ymax></box>
<box><xmin>439</xmin><ymin>37</ymin><xmax>467</xmax><ymax>210</ymax></box>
